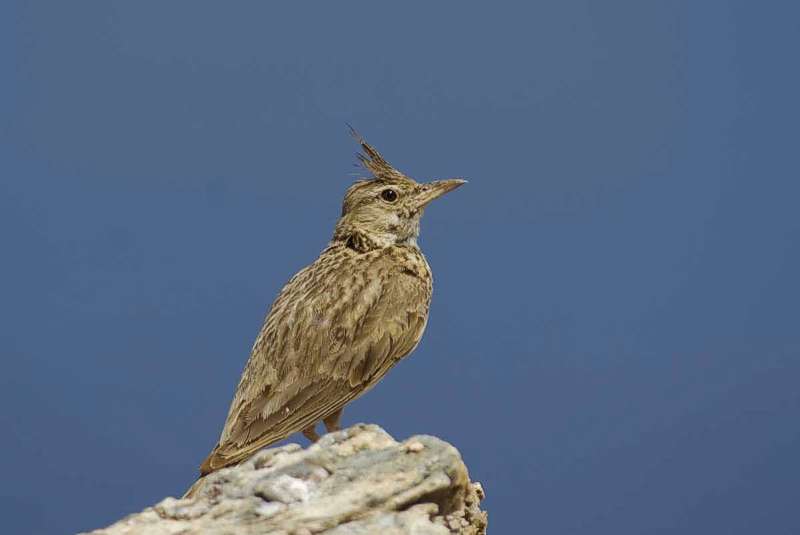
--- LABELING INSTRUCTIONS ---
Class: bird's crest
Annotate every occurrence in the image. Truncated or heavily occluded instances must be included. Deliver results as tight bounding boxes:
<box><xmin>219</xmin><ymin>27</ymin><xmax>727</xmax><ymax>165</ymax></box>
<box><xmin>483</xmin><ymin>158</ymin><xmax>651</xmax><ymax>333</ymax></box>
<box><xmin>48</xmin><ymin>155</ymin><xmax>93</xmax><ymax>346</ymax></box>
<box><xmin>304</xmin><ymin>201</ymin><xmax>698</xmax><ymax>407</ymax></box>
<box><xmin>348</xmin><ymin>126</ymin><xmax>409</xmax><ymax>183</ymax></box>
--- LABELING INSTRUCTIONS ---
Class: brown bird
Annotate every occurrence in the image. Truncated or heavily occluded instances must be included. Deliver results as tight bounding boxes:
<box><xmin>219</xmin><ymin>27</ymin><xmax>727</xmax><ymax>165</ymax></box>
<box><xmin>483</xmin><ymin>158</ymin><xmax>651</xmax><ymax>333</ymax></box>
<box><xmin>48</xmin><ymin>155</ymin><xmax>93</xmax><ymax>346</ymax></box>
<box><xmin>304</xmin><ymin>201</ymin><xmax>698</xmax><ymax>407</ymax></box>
<box><xmin>196</xmin><ymin>133</ymin><xmax>465</xmax><ymax>478</ymax></box>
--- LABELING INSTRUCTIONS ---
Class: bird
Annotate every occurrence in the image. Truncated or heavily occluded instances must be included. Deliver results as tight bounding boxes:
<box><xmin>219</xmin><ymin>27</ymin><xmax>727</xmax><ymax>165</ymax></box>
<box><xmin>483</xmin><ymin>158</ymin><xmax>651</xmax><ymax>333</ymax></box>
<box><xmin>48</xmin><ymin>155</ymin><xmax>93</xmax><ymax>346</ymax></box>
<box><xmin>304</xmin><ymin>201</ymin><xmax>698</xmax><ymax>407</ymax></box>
<box><xmin>194</xmin><ymin>132</ymin><xmax>465</xmax><ymax>480</ymax></box>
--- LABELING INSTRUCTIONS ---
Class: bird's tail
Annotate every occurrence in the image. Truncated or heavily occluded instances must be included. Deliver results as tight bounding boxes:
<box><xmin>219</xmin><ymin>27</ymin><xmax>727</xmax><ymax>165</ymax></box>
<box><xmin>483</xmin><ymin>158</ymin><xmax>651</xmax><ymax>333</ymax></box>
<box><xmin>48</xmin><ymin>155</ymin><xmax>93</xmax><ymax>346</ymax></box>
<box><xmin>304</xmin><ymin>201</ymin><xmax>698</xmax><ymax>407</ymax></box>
<box><xmin>181</xmin><ymin>476</ymin><xmax>205</xmax><ymax>499</ymax></box>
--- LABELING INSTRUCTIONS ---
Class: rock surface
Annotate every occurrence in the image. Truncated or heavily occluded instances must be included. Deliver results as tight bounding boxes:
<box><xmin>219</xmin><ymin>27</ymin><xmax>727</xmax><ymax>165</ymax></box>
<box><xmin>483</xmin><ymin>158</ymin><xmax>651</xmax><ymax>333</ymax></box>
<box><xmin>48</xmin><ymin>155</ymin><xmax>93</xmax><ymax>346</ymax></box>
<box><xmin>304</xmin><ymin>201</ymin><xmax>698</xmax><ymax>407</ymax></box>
<box><xmin>85</xmin><ymin>424</ymin><xmax>487</xmax><ymax>535</ymax></box>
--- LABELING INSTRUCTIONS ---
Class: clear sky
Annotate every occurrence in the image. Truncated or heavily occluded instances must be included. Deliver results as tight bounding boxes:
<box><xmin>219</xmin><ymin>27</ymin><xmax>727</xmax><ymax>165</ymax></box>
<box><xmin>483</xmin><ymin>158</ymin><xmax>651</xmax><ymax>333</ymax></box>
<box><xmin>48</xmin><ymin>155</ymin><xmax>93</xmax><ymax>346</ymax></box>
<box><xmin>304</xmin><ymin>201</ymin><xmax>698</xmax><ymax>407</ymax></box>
<box><xmin>2</xmin><ymin>2</ymin><xmax>799</xmax><ymax>534</ymax></box>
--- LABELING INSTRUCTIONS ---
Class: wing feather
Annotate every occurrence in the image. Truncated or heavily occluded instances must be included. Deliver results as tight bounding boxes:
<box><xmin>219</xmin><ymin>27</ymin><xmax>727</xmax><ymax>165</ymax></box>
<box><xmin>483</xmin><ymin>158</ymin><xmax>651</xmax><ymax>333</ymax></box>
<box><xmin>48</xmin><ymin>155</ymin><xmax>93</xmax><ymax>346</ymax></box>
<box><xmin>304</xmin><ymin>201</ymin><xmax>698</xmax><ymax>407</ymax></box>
<box><xmin>200</xmin><ymin>244</ymin><xmax>430</xmax><ymax>474</ymax></box>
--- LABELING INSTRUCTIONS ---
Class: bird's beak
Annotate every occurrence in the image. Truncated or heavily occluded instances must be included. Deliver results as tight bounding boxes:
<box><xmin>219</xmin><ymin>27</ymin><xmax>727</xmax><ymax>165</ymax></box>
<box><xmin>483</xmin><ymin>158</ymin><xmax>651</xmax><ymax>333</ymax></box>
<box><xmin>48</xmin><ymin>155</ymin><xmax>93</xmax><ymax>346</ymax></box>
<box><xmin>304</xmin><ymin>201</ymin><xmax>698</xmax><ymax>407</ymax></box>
<box><xmin>414</xmin><ymin>179</ymin><xmax>467</xmax><ymax>209</ymax></box>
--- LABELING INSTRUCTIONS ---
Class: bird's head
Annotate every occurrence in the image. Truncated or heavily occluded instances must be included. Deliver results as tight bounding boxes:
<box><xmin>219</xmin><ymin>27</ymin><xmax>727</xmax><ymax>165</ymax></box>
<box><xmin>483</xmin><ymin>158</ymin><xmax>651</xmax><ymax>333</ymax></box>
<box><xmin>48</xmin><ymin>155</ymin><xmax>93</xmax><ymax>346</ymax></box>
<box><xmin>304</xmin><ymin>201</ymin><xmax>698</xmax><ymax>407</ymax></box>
<box><xmin>333</xmin><ymin>133</ymin><xmax>465</xmax><ymax>251</ymax></box>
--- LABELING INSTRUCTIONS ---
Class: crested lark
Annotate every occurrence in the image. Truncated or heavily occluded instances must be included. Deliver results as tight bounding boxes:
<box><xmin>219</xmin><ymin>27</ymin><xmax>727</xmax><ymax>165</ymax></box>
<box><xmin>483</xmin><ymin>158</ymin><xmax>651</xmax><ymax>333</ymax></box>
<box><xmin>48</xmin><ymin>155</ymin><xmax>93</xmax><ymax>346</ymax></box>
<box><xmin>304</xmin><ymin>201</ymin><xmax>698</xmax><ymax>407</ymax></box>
<box><xmin>197</xmin><ymin>133</ymin><xmax>464</xmax><ymax>476</ymax></box>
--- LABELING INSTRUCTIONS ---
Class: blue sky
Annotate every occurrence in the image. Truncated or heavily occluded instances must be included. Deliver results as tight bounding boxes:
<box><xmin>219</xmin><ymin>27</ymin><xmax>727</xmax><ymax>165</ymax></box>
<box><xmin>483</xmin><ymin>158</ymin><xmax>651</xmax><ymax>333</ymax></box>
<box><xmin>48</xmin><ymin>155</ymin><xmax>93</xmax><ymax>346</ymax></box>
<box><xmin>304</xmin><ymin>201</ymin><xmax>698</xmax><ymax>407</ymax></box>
<box><xmin>1</xmin><ymin>2</ymin><xmax>799</xmax><ymax>533</ymax></box>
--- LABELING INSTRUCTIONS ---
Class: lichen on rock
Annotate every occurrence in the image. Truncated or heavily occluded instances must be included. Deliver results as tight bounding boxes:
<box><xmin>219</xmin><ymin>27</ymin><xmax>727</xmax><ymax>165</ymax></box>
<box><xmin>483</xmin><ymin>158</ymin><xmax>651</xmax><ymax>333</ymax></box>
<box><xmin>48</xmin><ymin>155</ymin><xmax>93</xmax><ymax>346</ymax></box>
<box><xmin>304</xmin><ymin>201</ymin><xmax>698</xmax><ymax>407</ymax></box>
<box><xmin>85</xmin><ymin>424</ymin><xmax>487</xmax><ymax>535</ymax></box>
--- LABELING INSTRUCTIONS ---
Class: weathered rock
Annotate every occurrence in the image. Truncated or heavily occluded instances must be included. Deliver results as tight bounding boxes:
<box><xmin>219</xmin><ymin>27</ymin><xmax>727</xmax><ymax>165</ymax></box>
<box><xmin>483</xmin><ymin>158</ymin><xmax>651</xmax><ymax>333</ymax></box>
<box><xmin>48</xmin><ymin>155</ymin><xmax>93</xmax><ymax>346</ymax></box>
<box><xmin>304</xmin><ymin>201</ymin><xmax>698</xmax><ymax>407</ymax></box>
<box><xmin>85</xmin><ymin>424</ymin><xmax>487</xmax><ymax>535</ymax></box>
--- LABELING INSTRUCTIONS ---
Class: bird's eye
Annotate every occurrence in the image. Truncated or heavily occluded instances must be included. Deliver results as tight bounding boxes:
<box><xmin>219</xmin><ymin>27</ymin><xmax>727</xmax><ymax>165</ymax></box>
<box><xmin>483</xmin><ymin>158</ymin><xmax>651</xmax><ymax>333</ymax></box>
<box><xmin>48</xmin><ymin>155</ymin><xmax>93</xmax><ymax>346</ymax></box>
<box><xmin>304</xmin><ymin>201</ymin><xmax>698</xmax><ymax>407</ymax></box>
<box><xmin>380</xmin><ymin>189</ymin><xmax>398</xmax><ymax>203</ymax></box>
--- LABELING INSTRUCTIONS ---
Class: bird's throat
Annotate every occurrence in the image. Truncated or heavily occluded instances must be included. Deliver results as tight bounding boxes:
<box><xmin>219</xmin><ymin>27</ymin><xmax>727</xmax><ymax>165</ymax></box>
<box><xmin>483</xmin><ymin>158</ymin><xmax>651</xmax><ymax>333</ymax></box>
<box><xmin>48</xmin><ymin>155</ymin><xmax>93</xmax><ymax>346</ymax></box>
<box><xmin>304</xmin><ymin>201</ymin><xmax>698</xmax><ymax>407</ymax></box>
<box><xmin>334</xmin><ymin>227</ymin><xmax>415</xmax><ymax>253</ymax></box>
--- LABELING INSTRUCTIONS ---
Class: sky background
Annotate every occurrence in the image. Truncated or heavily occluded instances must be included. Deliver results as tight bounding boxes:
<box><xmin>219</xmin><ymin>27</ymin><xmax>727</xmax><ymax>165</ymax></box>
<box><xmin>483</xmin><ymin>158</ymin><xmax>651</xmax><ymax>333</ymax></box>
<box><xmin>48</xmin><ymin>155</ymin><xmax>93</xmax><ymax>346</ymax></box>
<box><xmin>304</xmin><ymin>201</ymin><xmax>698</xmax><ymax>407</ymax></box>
<box><xmin>2</xmin><ymin>2</ymin><xmax>799</xmax><ymax>534</ymax></box>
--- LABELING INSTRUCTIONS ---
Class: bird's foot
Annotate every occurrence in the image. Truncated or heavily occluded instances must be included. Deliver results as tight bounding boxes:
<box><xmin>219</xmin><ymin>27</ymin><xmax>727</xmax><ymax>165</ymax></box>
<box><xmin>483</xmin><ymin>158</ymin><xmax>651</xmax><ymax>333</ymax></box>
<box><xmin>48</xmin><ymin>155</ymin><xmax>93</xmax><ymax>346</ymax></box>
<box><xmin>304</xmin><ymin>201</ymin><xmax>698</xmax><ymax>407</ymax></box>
<box><xmin>323</xmin><ymin>408</ymin><xmax>342</xmax><ymax>433</ymax></box>
<box><xmin>302</xmin><ymin>425</ymin><xmax>320</xmax><ymax>442</ymax></box>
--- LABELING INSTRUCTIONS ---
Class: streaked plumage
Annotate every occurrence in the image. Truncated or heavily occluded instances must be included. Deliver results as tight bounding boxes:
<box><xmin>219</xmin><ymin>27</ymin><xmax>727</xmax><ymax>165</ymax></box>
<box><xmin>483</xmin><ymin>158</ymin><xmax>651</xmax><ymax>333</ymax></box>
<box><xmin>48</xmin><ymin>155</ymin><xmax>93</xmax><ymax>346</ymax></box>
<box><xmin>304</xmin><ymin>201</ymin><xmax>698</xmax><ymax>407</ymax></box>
<box><xmin>196</xmin><ymin>133</ymin><xmax>464</xmax><ymax>477</ymax></box>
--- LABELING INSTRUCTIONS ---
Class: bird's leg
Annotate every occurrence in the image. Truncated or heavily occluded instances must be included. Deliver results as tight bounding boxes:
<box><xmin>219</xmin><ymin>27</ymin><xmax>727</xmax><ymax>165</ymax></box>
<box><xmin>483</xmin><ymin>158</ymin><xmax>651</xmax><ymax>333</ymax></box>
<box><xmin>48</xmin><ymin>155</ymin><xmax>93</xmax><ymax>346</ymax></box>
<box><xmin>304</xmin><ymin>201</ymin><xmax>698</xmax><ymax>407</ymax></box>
<box><xmin>302</xmin><ymin>425</ymin><xmax>320</xmax><ymax>443</ymax></box>
<box><xmin>323</xmin><ymin>408</ymin><xmax>343</xmax><ymax>433</ymax></box>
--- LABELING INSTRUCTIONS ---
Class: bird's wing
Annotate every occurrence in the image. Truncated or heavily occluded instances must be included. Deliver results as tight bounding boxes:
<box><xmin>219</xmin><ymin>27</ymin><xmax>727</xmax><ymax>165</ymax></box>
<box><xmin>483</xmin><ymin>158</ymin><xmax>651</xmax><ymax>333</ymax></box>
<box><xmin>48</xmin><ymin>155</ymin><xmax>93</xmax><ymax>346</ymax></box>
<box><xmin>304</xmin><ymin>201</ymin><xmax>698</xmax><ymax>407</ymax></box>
<box><xmin>200</xmin><ymin>246</ymin><xmax>431</xmax><ymax>474</ymax></box>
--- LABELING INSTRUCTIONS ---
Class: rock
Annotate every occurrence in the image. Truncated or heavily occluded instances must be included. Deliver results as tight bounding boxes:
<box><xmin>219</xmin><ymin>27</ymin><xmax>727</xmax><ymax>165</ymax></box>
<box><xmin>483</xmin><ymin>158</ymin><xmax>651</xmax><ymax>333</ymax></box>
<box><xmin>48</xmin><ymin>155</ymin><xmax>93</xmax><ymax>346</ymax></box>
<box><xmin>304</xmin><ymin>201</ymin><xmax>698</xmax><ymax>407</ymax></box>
<box><xmin>85</xmin><ymin>424</ymin><xmax>487</xmax><ymax>535</ymax></box>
